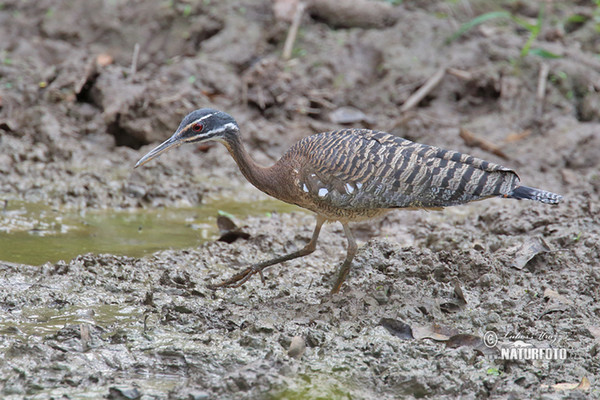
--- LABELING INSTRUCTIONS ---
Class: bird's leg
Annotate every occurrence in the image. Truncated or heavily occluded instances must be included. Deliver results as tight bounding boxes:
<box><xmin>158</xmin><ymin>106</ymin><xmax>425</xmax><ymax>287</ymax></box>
<box><xmin>331</xmin><ymin>223</ymin><xmax>357</xmax><ymax>294</ymax></box>
<box><xmin>208</xmin><ymin>216</ymin><xmax>326</xmax><ymax>290</ymax></box>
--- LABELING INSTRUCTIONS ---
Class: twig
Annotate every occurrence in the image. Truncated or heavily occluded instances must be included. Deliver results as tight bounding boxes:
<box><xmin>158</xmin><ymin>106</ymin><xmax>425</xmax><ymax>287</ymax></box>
<box><xmin>282</xmin><ymin>2</ymin><xmax>306</xmax><ymax>60</ymax></box>
<box><xmin>459</xmin><ymin>128</ymin><xmax>508</xmax><ymax>159</ymax></box>
<box><xmin>80</xmin><ymin>323</ymin><xmax>91</xmax><ymax>352</ymax></box>
<box><xmin>400</xmin><ymin>67</ymin><xmax>446</xmax><ymax>112</ymax></box>
<box><xmin>504</xmin><ymin>129</ymin><xmax>532</xmax><ymax>143</ymax></box>
<box><xmin>536</xmin><ymin>62</ymin><xmax>549</xmax><ymax>118</ymax></box>
<box><xmin>130</xmin><ymin>43</ymin><xmax>140</xmax><ymax>76</ymax></box>
<box><xmin>447</xmin><ymin>67</ymin><xmax>473</xmax><ymax>80</ymax></box>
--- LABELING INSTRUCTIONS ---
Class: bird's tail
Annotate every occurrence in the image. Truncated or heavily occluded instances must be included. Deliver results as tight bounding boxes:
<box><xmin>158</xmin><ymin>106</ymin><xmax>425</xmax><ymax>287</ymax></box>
<box><xmin>504</xmin><ymin>185</ymin><xmax>562</xmax><ymax>204</ymax></box>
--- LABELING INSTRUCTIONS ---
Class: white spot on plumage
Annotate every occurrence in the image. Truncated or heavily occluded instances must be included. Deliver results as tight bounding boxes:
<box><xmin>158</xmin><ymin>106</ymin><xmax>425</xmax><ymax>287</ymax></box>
<box><xmin>318</xmin><ymin>188</ymin><xmax>329</xmax><ymax>197</ymax></box>
<box><xmin>356</xmin><ymin>182</ymin><xmax>363</xmax><ymax>190</ymax></box>
<box><xmin>302</xmin><ymin>183</ymin><xmax>309</xmax><ymax>193</ymax></box>
<box><xmin>345</xmin><ymin>183</ymin><xmax>355</xmax><ymax>194</ymax></box>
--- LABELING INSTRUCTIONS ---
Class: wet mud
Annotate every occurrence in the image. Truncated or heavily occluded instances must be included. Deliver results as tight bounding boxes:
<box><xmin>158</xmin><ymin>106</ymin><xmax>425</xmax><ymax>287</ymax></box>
<box><xmin>1</xmin><ymin>0</ymin><xmax>599</xmax><ymax>399</ymax></box>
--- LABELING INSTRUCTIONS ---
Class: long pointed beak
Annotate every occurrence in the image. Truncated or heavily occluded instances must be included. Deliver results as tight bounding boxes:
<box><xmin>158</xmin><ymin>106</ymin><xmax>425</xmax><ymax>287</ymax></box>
<box><xmin>134</xmin><ymin>133</ymin><xmax>183</xmax><ymax>168</ymax></box>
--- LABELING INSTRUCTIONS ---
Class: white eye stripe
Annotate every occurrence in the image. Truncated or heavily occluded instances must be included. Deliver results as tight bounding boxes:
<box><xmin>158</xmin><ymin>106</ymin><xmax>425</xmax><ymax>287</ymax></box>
<box><xmin>204</xmin><ymin>123</ymin><xmax>237</xmax><ymax>136</ymax></box>
<box><xmin>185</xmin><ymin>122</ymin><xmax>238</xmax><ymax>141</ymax></box>
<box><xmin>194</xmin><ymin>113</ymin><xmax>216</xmax><ymax>123</ymax></box>
<box><xmin>183</xmin><ymin>113</ymin><xmax>217</xmax><ymax>132</ymax></box>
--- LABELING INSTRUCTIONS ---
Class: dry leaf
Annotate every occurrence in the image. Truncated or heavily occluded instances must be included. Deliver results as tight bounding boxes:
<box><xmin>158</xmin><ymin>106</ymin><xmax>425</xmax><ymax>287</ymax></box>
<box><xmin>439</xmin><ymin>302</ymin><xmax>462</xmax><ymax>314</ymax></box>
<box><xmin>511</xmin><ymin>237</ymin><xmax>551</xmax><ymax>270</ymax></box>
<box><xmin>217</xmin><ymin>215</ymin><xmax>250</xmax><ymax>244</ymax></box>
<box><xmin>413</xmin><ymin>323</ymin><xmax>459</xmax><ymax>341</ymax></box>
<box><xmin>453</xmin><ymin>280</ymin><xmax>467</xmax><ymax>305</ymax></box>
<box><xmin>446</xmin><ymin>334</ymin><xmax>498</xmax><ymax>356</ymax></box>
<box><xmin>380</xmin><ymin>318</ymin><xmax>414</xmax><ymax>340</ymax></box>
<box><xmin>542</xmin><ymin>376</ymin><xmax>590</xmax><ymax>391</ymax></box>
<box><xmin>445</xmin><ymin>333</ymin><xmax>482</xmax><ymax>349</ymax></box>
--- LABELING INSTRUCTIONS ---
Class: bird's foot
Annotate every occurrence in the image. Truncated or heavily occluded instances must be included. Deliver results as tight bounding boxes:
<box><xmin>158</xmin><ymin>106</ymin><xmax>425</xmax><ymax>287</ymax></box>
<box><xmin>207</xmin><ymin>264</ymin><xmax>266</xmax><ymax>290</ymax></box>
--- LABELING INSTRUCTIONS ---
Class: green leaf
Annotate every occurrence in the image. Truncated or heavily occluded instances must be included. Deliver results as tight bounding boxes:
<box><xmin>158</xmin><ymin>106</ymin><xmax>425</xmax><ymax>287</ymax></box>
<box><xmin>182</xmin><ymin>4</ymin><xmax>192</xmax><ymax>17</ymax></box>
<box><xmin>566</xmin><ymin>14</ymin><xmax>588</xmax><ymax>24</ymax></box>
<box><xmin>520</xmin><ymin>5</ymin><xmax>545</xmax><ymax>57</ymax></box>
<box><xmin>217</xmin><ymin>210</ymin><xmax>236</xmax><ymax>220</ymax></box>
<box><xmin>446</xmin><ymin>11</ymin><xmax>511</xmax><ymax>43</ymax></box>
<box><xmin>487</xmin><ymin>367</ymin><xmax>501</xmax><ymax>376</ymax></box>
<box><xmin>528</xmin><ymin>48</ymin><xmax>563</xmax><ymax>59</ymax></box>
<box><xmin>511</xmin><ymin>15</ymin><xmax>537</xmax><ymax>31</ymax></box>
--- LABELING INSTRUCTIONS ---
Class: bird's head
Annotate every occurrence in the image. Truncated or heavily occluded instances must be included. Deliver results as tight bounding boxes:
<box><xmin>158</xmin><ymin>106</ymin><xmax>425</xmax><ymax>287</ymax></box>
<box><xmin>134</xmin><ymin>108</ymin><xmax>239</xmax><ymax>168</ymax></box>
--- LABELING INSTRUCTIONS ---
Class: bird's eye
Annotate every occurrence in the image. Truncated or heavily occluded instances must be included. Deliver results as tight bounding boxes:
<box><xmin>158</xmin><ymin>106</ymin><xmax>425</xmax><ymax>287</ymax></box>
<box><xmin>192</xmin><ymin>123</ymin><xmax>203</xmax><ymax>132</ymax></box>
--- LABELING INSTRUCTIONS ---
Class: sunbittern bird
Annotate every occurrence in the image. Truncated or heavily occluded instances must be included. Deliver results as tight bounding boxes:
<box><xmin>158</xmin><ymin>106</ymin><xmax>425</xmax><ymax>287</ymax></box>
<box><xmin>135</xmin><ymin>109</ymin><xmax>562</xmax><ymax>293</ymax></box>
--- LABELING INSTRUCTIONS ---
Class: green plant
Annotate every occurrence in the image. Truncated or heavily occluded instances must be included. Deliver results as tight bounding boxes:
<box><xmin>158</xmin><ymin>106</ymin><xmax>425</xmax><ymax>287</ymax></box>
<box><xmin>595</xmin><ymin>0</ymin><xmax>600</xmax><ymax>33</ymax></box>
<box><xmin>447</xmin><ymin>6</ymin><xmax>561</xmax><ymax>59</ymax></box>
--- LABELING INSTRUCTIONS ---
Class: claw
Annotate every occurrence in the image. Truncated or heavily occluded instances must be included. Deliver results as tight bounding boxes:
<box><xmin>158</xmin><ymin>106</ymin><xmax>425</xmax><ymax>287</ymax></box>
<box><xmin>207</xmin><ymin>265</ymin><xmax>262</xmax><ymax>290</ymax></box>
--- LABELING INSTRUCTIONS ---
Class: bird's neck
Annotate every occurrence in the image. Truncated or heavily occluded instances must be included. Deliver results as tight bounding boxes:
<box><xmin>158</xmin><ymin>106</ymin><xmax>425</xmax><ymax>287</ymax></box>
<box><xmin>221</xmin><ymin>135</ymin><xmax>284</xmax><ymax>199</ymax></box>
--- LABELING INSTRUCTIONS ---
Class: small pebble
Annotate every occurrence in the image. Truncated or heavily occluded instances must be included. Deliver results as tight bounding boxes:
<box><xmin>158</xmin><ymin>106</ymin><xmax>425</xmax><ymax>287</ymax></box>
<box><xmin>287</xmin><ymin>335</ymin><xmax>306</xmax><ymax>359</ymax></box>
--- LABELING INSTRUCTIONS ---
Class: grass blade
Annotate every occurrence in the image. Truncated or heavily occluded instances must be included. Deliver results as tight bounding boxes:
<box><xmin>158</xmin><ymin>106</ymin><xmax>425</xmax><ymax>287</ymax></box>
<box><xmin>528</xmin><ymin>48</ymin><xmax>563</xmax><ymax>59</ymax></box>
<box><xmin>446</xmin><ymin>11</ymin><xmax>511</xmax><ymax>43</ymax></box>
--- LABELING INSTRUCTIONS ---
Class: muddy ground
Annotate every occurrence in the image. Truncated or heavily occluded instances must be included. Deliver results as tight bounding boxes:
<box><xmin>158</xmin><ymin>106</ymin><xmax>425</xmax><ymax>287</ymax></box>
<box><xmin>1</xmin><ymin>0</ymin><xmax>599</xmax><ymax>399</ymax></box>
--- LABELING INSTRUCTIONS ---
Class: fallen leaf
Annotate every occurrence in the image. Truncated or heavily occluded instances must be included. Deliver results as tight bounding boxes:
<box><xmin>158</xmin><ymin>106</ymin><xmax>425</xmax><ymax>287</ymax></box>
<box><xmin>217</xmin><ymin>215</ymin><xmax>251</xmax><ymax>244</ymax></box>
<box><xmin>413</xmin><ymin>323</ymin><xmax>459</xmax><ymax>341</ymax></box>
<box><xmin>453</xmin><ymin>280</ymin><xmax>467</xmax><ymax>305</ymax></box>
<box><xmin>439</xmin><ymin>283</ymin><xmax>466</xmax><ymax>313</ymax></box>
<box><xmin>445</xmin><ymin>333</ymin><xmax>482</xmax><ymax>349</ymax></box>
<box><xmin>217</xmin><ymin>214</ymin><xmax>238</xmax><ymax>232</ymax></box>
<box><xmin>511</xmin><ymin>237</ymin><xmax>551</xmax><ymax>270</ymax></box>
<box><xmin>380</xmin><ymin>318</ymin><xmax>414</xmax><ymax>340</ymax></box>
<box><xmin>108</xmin><ymin>386</ymin><xmax>141</xmax><ymax>400</ymax></box>
<box><xmin>439</xmin><ymin>302</ymin><xmax>462</xmax><ymax>314</ymax></box>
<box><xmin>575</xmin><ymin>377</ymin><xmax>591</xmax><ymax>390</ymax></box>
<box><xmin>542</xmin><ymin>376</ymin><xmax>591</xmax><ymax>391</ymax></box>
<box><xmin>445</xmin><ymin>333</ymin><xmax>497</xmax><ymax>356</ymax></box>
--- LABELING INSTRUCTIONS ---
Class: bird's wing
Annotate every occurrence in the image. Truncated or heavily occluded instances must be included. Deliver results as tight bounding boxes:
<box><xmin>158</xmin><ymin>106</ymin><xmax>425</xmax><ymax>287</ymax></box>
<box><xmin>292</xmin><ymin>129</ymin><xmax>520</xmax><ymax>210</ymax></box>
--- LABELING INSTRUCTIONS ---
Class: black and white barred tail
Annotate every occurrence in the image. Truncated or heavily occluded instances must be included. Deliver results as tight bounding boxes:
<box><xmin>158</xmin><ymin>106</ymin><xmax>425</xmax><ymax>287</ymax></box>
<box><xmin>505</xmin><ymin>185</ymin><xmax>562</xmax><ymax>204</ymax></box>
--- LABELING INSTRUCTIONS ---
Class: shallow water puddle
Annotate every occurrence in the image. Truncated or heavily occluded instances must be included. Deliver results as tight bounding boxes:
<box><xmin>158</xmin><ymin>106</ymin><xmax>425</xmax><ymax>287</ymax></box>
<box><xmin>0</xmin><ymin>304</ymin><xmax>141</xmax><ymax>338</ymax></box>
<box><xmin>0</xmin><ymin>199</ymin><xmax>300</xmax><ymax>265</ymax></box>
